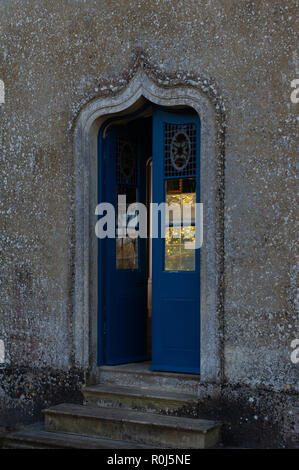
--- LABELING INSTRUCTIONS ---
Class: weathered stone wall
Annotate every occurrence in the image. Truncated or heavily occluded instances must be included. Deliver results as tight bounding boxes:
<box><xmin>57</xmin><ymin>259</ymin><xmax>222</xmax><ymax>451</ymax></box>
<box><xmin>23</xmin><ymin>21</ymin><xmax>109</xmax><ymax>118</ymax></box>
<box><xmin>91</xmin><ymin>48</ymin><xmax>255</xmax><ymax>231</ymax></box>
<box><xmin>0</xmin><ymin>0</ymin><xmax>298</xmax><ymax>447</ymax></box>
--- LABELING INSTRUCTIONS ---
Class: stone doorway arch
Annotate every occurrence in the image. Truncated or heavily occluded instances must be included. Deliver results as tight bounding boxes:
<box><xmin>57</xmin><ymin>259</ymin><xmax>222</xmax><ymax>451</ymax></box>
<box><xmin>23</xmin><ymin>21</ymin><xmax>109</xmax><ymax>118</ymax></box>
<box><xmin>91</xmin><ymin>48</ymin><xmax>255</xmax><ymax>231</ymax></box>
<box><xmin>73</xmin><ymin>59</ymin><xmax>225</xmax><ymax>384</ymax></box>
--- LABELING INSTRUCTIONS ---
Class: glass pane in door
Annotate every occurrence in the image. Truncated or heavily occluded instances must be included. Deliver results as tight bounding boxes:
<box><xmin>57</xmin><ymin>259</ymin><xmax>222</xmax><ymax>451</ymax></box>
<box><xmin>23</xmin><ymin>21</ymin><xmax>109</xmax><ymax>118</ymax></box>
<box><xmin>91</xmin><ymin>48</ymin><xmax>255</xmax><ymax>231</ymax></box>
<box><xmin>116</xmin><ymin>185</ymin><xmax>138</xmax><ymax>270</ymax></box>
<box><xmin>115</xmin><ymin>134</ymin><xmax>139</xmax><ymax>271</ymax></box>
<box><xmin>165</xmin><ymin>178</ymin><xmax>196</xmax><ymax>271</ymax></box>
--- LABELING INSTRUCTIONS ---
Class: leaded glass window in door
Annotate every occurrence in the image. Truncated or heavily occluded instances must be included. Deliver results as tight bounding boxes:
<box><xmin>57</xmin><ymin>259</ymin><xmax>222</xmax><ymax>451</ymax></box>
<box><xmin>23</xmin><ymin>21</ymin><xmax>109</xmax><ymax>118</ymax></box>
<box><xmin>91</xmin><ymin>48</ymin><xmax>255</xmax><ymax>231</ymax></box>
<box><xmin>116</xmin><ymin>137</ymin><xmax>138</xmax><ymax>270</ymax></box>
<box><xmin>164</xmin><ymin>123</ymin><xmax>197</xmax><ymax>271</ymax></box>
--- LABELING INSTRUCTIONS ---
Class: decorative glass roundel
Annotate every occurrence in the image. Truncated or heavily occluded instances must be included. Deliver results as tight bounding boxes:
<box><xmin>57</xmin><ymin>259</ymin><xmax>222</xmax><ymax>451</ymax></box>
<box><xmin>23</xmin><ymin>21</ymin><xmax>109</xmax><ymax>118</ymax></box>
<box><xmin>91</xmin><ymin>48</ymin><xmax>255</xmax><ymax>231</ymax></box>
<box><xmin>170</xmin><ymin>131</ymin><xmax>191</xmax><ymax>171</ymax></box>
<box><xmin>120</xmin><ymin>142</ymin><xmax>135</xmax><ymax>179</ymax></box>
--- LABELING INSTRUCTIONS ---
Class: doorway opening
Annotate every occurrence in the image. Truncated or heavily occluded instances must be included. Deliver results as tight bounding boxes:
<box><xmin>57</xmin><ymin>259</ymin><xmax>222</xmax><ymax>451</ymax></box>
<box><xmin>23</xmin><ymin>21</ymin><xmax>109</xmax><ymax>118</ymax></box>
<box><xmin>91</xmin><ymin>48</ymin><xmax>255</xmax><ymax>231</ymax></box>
<box><xmin>98</xmin><ymin>100</ymin><xmax>201</xmax><ymax>374</ymax></box>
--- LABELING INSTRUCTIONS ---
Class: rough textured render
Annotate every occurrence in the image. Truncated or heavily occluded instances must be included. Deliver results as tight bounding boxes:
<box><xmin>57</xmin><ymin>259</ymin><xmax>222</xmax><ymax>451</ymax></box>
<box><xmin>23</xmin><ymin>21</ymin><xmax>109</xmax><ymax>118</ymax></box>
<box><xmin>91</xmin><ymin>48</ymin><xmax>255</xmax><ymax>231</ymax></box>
<box><xmin>0</xmin><ymin>0</ymin><xmax>298</xmax><ymax>447</ymax></box>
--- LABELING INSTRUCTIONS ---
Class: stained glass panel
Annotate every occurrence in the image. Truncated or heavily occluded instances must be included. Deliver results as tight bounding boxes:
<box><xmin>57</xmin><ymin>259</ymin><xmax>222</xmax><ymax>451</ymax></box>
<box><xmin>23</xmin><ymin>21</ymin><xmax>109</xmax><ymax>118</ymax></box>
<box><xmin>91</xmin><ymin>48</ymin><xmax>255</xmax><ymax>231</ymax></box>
<box><xmin>116</xmin><ymin>137</ymin><xmax>137</xmax><ymax>185</ymax></box>
<box><xmin>164</xmin><ymin>123</ymin><xmax>196</xmax><ymax>177</ymax></box>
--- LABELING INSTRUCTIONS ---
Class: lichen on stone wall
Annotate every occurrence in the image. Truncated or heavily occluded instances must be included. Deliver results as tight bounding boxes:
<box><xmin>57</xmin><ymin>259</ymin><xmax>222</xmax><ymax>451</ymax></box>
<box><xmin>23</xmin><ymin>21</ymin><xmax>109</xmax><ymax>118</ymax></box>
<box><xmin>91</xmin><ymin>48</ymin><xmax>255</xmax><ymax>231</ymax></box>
<box><xmin>0</xmin><ymin>0</ymin><xmax>298</xmax><ymax>446</ymax></box>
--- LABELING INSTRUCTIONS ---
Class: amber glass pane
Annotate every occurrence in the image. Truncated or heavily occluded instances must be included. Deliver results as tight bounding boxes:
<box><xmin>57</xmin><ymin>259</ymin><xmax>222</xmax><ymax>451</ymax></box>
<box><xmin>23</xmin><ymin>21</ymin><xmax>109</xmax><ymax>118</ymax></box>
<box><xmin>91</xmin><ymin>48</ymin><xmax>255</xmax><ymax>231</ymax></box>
<box><xmin>116</xmin><ymin>185</ymin><xmax>138</xmax><ymax>270</ymax></box>
<box><xmin>165</xmin><ymin>178</ymin><xmax>196</xmax><ymax>271</ymax></box>
<box><xmin>116</xmin><ymin>238</ymin><xmax>138</xmax><ymax>270</ymax></box>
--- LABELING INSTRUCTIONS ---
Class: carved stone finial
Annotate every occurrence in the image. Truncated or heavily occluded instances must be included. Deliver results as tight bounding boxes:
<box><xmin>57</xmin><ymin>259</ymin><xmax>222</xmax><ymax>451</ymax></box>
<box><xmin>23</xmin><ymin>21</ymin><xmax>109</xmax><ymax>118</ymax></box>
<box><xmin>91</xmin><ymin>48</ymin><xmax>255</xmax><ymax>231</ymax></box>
<box><xmin>134</xmin><ymin>46</ymin><xmax>146</xmax><ymax>69</ymax></box>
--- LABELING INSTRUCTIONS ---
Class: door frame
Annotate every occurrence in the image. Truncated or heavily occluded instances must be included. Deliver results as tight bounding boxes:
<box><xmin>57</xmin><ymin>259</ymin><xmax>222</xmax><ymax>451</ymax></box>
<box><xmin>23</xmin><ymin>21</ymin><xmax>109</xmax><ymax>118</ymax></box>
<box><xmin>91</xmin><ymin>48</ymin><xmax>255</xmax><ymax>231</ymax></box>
<box><xmin>73</xmin><ymin>64</ymin><xmax>225</xmax><ymax>385</ymax></box>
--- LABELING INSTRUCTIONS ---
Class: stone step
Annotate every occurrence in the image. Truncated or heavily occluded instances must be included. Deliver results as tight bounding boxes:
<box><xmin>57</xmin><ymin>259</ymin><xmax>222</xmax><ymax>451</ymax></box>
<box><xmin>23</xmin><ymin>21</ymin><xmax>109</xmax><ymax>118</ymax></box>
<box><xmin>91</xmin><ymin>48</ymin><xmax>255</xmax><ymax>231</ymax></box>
<box><xmin>98</xmin><ymin>362</ymin><xmax>201</xmax><ymax>395</ymax></box>
<box><xmin>82</xmin><ymin>384</ymin><xmax>199</xmax><ymax>416</ymax></box>
<box><xmin>44</xmin><ymin>403</ymin><xmax>221</xmax><ymax>449</ymax></box>
<box><xmin>3</xmin><ymin>423</ymin><xmax>151</xmax><ymax>449</ymax></box>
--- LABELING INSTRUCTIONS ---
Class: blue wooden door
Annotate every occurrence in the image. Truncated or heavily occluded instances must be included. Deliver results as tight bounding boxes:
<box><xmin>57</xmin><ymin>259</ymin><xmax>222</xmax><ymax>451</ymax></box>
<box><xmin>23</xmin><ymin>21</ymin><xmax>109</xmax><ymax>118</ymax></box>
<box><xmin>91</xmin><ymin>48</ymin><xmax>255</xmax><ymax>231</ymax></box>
<box><xmin>151</xmin><ymin>108</ymin><xmax>201</xmax><ymax>373</ymax></box>
<box><xmin>99</xmin><ymin>124</ymin><xmax>147</xmax><ymax>365</ymax></box>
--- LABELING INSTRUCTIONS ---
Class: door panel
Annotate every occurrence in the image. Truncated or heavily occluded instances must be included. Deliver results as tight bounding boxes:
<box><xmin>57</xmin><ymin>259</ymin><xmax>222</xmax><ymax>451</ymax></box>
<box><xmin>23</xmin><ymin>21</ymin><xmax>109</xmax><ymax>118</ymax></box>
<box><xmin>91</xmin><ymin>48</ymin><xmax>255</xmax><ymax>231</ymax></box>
<box><xmin>151</xmin><ymin>108</ymin><xmax>201</xmax><ymax>373</ymax></box>
<box><xmin>100</xmin><ymin>125</ymin><xmax>147</xmax><ymax>365</ymax></box>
